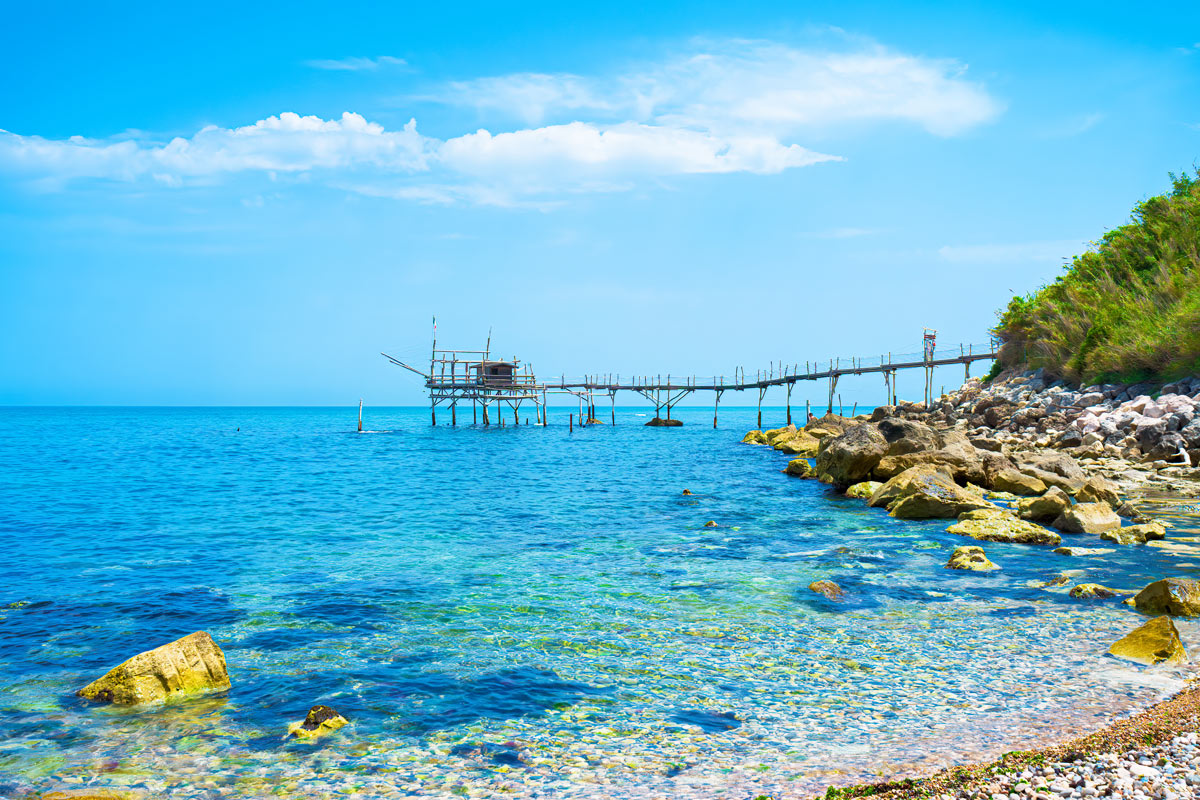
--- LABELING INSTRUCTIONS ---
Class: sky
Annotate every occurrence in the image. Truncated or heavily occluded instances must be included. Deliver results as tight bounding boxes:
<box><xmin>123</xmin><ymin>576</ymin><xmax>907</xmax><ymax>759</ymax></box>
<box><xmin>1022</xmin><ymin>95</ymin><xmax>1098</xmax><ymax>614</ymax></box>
<box><xmin>1</xmin><ymin>1</ymin><xmax>1198</xmax><ymax>406</ymax></box>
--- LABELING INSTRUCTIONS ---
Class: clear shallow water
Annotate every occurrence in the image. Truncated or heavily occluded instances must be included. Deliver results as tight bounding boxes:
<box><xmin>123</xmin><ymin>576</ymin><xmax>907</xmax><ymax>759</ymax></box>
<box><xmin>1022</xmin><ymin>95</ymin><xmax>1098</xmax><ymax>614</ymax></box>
<box><xmin>0</xmin><ymin>406</ymin><xmax>1197</xmax><ymax>799</ymax></box>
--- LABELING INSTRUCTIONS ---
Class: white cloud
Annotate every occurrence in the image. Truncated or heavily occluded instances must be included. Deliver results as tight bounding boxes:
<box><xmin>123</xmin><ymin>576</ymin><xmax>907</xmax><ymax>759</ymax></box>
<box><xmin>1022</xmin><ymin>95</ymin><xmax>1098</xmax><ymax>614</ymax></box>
<box><xmin>0</xmin><ymin>37</ymin><xmax>1001</xmax><ymax>205</ymax></box>
<box><xmin>439</xmin><ymin>39</ymin><xmax>1001</xmax><ymax>136</ymax></box>
<box><xmin>305</xmin><ymin>56</ymin><xmax>408</xmax><ymax>71</ymax></box>
<box><xmin>938</xmin><ymin>239</ymin><xmax>1086</xmax><ymax>263</ymax></box>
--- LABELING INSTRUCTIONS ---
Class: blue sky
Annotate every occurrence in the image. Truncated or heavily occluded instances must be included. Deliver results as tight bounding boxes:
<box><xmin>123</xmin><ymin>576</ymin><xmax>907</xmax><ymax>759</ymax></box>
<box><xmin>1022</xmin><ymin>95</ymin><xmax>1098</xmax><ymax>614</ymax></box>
<box><xmin>1</xmin><ymin>1</ymin><xmax>1198</xmax><ymax>406</ymax></box>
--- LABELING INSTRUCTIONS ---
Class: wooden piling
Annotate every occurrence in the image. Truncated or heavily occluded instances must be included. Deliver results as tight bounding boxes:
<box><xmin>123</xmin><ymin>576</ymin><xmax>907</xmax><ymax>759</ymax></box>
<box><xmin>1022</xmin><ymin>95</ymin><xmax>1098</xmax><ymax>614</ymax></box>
<box><xmin>357</xmin><ymin>399</ymin><xmax>363</xmax><ymax>432</ymax></box>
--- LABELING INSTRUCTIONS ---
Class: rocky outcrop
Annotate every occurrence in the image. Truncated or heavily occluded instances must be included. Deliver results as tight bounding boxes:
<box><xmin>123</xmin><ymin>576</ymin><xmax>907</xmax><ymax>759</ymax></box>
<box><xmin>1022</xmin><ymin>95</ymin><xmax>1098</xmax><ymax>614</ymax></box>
<box><xmin>868</xmin><ymin>465</ymin><xmax>994</xmax><ymax>519</ymax></box>
<box><xmin>946</xmin><ymin>545</ymin><xmax>999</xmax><ymax>571</ymax></box>
<box><xmin>645</xmin><ymin>417</ymin><xmax>682</xmax><ymax>427</ymax></box>
<box><xmin>1076</xmin><ymin>476</ymin><xmax>1122</xmax><ymax>509</ymax></box>
<box><xmin>815</xmin><ymin>423</ymin><xmax>888</xmax><ymax>487</ymax></box>
<box><xmin>845</xmin><ymin>481</ymin><xmax>882</xmax><ymax>499</ymax></box>
<box><xmin>1017</xmin><ymin>486</ymin><xmax>1072</xmax><ymax>522</ymax></box>
<box><xmin>989</xmin><ymin>468</ymin><xmax>1047</xmax><ymax>496</ymax></box>
<box><xmin>782</xmin><ymin>458</ymin><xmax>816</xmax><ymax>478</ymax></box>
<box><xmin>288</xmin><ymin>705</ymin><xmax>350</xmax><ymax>739</ymax></box>
<box><xmin>808</xmin><ymin>580</ymin><xmax>845</xmax><ymax>601</ymax></box>
<box><xmin>76</xmin><ymin>631</ymin><xmax>230</xmax><ymax>706</ymax></box>
<box><xmin>741</xmin><ymin>430</ymin><xmax>768</xmax><ymax>444</ymax></box>
<box><xmin>1133</xmin><ymin>578</ymin><xmax>1200</xmax><ymax>617</ymax></box>
<box><xmin>1100</xmin><ymin>521</ymin><xmax>1168</xmax><ymax>545</ymax></box>
<box><xmin>1108</xmin><ymin>615</ymin><xmax>1187</xmax><ymax>665</ymax></box>
<box><xmin>1052</xmin><ymin>502</ymin><xmax>1121</xmax><ymax>534</ymax></box>
<box><xmin>947</xmin><ymin>508</ymin><xmax>1062</xmax><ymax>545</ymax></box>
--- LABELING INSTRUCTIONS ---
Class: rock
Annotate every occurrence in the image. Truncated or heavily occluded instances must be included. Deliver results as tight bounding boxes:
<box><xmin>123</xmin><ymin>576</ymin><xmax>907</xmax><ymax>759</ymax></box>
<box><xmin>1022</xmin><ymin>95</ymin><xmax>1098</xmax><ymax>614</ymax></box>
<box><xmin>782</xmin><ymin>458</ymin><xmax>816</xmax><ymax>478</ymax></box>
<box><xmin>946</xmin><ymin>545</ymin><xmax>999</xmax><ymax>571</ymax></box>
<box><xmin>877</xmin><ymin>418</ymin><xmax>940</xmax><ymax>455</ymax></box>
<box><xmin>872</xmin><ymin>449</ymin><xmax>986</xmax><ymax>484</ymax></box>
<box><xmin>947</xmin><ymin>508</ymin><xmax>1063</xmax><ymax>545</ymax></box>
<box><xmin>76</xmin><ymin>631</ymin><xmax>230</xmax><ymax>706</ymax></box>
<box><xmin>288</xmin><ymin>704</ymin><xmax>350</xmax><ymax>739</ymax></box>
<box><xmin>38</xmin><ymin>793</ymin><xmax>134</xmax><ymax>800</ymax></box>
<box><xmin>1076</xmin><ymin>476</ymin><xmax>1122</xmax><ymax>509</ymax></box>
<box><xmin>1100</xmin><ymin>522</ymin><xmax>1168</xmax><ymax>545</ymax></box>
<box><xmin>703</xmin><ymin>520</ymin><xmax>718</xmax><ymax>528</ymax></box>
<box><xmin>1011</xmin><ymin>451</ymin><xmax>1087</xmax><ymax>494</ymax></box>
<box><xmin>681</xmin><ymin>489</ymin><xmax>693</xmax><ymax>495</ymax></box>
<box><xmin>804</xmin><ymin>413</ymin><xmax>853</xmax><ymax>440</ymax></box>
<box><xmin>1053</xmin><ymin>546</ymin><xmax>1116</xmax><ymax>556</ymax></box>
<box><xmin>763</xmin><ymin>424</ymin><xmax>798</xmax><ymax>445</ymax></box>
<box><xmin>1052</xmin><ymin>502</ymin><xmax>1121</xmax><ymax>534</ymax></box>
<box><xmin>1133</xmin><ymin>578</ymin><xmax>1200</xmax><ymax>617</ymax></box>
<box><xmin>808</xmin><ymin>580</ymin><xmax>845</xmax><ymax>601</ymax></box>
<box><xmin>741</xmin><ymin>430</ymin><xmax>768</xmax><ymax>444</ymax></box>
<box><xmin>876</xmin><ymin>469</ymin><xmax>995</xmax><ymax>520</ymax></box>
<box><xmin>1069</xmin><ymin>583</ymin><xmax>1125</xmax><ymax>599</ymax></box>
<box><xmin>814</xmin><ymin>423</ymin><xmax>888</xmax><ymax>488</ymax></box>
<box><xmin>969</xmin><ymin>436</ymin><xmax>1004</xmax><ymax>452</ymax></box>
<box><xmin>844</xmin><ymin>481</ymin><xmax>882</xmax><ymax>499</ymax></box>
<box><xmin>1108</xmin><ymin>615</ymin><xmax>1186</xmax><ymax>665</ymax></box>
<box><xmin>775</xmin><ymin>432</ymin><xmax>821</xmax><ymax>455</ymax></box>
<box><xmin>1017</xmin><ymin>486</ymin><xmax>1072</xmax><ymax>522</ymax></box>
<box><xmin>645</xmin><ymin>417</ymin><xmax>682</xmax><ymax>427</ymax></box>
<box><xmin>990</xmin><ymin>468</ymin><xmax>1047</xmax><ymax>496</ymax></box>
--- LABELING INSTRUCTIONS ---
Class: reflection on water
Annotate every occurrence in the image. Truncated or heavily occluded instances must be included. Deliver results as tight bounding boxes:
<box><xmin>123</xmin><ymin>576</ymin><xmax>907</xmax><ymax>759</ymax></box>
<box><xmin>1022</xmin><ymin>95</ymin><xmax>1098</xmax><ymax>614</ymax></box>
<box><xmin>0</xmin><ymin>406</ymin><xmax>1197</xmax><ymax>798</ymax></box>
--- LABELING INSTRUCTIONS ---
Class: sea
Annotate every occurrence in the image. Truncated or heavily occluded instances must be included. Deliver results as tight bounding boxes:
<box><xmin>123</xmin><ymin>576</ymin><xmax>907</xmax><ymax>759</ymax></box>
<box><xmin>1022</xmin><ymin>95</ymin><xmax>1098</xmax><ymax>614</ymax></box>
<box><xmin>1</xmin><ymin>406</ymin><xmax>1197</xmax><ymax>799</ymax></box>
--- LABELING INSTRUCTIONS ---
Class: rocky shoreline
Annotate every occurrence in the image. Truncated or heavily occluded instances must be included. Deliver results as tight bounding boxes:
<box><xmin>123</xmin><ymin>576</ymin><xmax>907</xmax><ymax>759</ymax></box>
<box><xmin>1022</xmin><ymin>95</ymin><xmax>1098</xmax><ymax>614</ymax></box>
<box><xmin>744</xmin><ymin>369</ymin><xmax>1200</xmax><ymax>799</ymax></box>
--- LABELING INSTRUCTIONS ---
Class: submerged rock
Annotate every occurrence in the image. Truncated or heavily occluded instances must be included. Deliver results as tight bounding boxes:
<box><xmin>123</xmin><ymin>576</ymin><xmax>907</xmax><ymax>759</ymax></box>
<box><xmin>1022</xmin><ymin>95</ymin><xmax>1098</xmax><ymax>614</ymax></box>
<box><xmin>1108</xmin><ymin>615</ymin><xmax>1186</xmax><ymax>665</ymax></box>
<box><xmin>1017</xmin><ymin>486</ymin><xmax>1072</xmax><ymax>523</ymax></box>
<box><xmin>946</xmin><ymin>545</ymin><xmax>999</xmax><ymax>571</ymax></box>
<box><xmin>703</xmin><ymin>520</ymin><xmax>718</xmax><ymax>528</ymax></box>
<box><xmin>947</xmin><ymin>508</ymin><xmax>1062</xmax><ymax>546</ymax></box>
<box><xmin>782</xmin><ymin>457</ymin><xmax>816</xmax><ymax>478</ymax></box>
<box><xmin>808</xmin><ymin>579</ymin><xmax>845</xmax><ymax>601</ymax></box>
<box><xmin>1100</xmin><ymin>521</ymin><xmax>1168</xmax><ymax>545</ymax></box>
<box><xmin>1053</xmin><ymin>546</ymin><xmax>1116</xmax><ymax>556</ymax></box>
<box><xmin>288</xmin><ymin>704</ymin><xmax>350</xmax><ymax>740</ymax></box>
<box><xmin>1069</xmin><ymin>583</ymin><xmax>1127</xmax><ymax>599</ymax></box>
<box><xmin>77</xmin><ymin>631</ymin><xmax>230</xmax><ymax>706</ymax></box>
<box><xmin>844</xmin><ymin>481</ymin><xmax>882</xmax><ymax>499</ymax></box>
<box><xmin>1052</xmin><ymin>502</ymin><xmax>1121</xmax><ymax>534</ymax></box>
<box><xmin>1133</xmin><ymin>578</ymin><xmax>1200</xmax><ymax>617</ymax></box>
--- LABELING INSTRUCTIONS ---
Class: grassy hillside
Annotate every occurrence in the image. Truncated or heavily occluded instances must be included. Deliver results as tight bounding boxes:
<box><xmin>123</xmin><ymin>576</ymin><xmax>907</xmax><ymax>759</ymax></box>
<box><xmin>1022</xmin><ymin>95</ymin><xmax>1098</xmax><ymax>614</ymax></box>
<box><xmin>994</xmin><ymin>170</ymin><xmax>1200</xmax><ymax>385</ymax></box>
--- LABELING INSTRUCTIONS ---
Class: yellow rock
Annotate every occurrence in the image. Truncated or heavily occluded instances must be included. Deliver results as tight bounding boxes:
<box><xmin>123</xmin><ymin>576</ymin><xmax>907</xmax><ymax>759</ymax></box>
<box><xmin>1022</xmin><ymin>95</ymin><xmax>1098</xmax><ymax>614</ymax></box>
<box><xmin>845</xmin><ymin>481</ymin><xmax>882</xmax><ymax>499</ymax></box>
<box><xmin>741</xmin><ymin>430</ymin><xmax>768</xmax><ymax>445</ymax></box>
<box><xmin>1069</xmin><ymin>583</ymin><xmax>1128</xmax><ymax>599</ymax></box>
<box><xmin>77</xmin><ymin>631</ymin><xmax>230</xmax><ymax>706</ymax></box>
<box><xmin>288</xmin><ymin>704</ymin><xmax>350</xmax><ymax>740</ymax></box>
<box><xmin>946</xmin><ymin>545</ymin><xmax>999</xmax><ymax>571</ymax></box>
<box><xmin>808</xmin><ymin>580</ymin><xmax>845</xmax><ymax>600</ymax></box>
<box><xmin>782</xmin><ymin>458</ymin><xmax>816</xmax><ymax>478</ymax></box>
<box><xmin>1108</xmin><ymin>615</ymin><xmax>1186</xmax><ymax>665</ymax></box>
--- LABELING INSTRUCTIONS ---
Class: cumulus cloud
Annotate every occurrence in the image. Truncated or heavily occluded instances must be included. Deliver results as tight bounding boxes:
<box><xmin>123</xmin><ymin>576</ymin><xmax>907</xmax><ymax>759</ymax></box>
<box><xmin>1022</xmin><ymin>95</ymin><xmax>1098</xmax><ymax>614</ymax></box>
<box><xmin>0</xmin><ymin>37</ymin><xmax>1001</xmax><ymax>204</ymax></box>
<box><xmin>305</xmin><ymin>55</ymin><xmax>408</xmax><ymax>71</ymax></box>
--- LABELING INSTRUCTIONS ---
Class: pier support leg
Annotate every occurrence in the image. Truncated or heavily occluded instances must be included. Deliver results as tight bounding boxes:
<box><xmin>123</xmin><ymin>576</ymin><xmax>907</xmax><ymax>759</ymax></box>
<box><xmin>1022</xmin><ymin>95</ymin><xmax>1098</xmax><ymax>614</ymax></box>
<box><xmin>473</xmin><ymin>399</ymin><xmax>477</xmax><ymax>425</ymax></box>
<box><xmin>432</xmin><ymin>403</ymin><xmax>436</xmax><ymax>426</ymax></box>
<box><xmin>757</xmin><ymin>386</ymin><xmax>766</xmax><ymax>428</ymax></box>
<box><xmin>786</xmin><ymin>383</ymin><xmax>793</xmax><ymax>426</ymax></box>
<box><xmin>805</xmin><ymin>399</ymin><xmax>810</xmax><ymax>422</ymax></box>
<box><xmin>452</xmin><ymin>402</ymin><xmax>456</xmax><ymax>426</ymax></box>
<box><xmin>358</xmin><ymin>399</ymin><xmax>363</xmax><ymax>433</ymax></box>
<box><xmin>714</xmin><ymin>390</ymin><xmax>721</xmax><ymax>429</ymax></box>
<box><xmin>610</xmin><ymin>393</ymin><xmax>615</xmax><ymax>425</ymax></box>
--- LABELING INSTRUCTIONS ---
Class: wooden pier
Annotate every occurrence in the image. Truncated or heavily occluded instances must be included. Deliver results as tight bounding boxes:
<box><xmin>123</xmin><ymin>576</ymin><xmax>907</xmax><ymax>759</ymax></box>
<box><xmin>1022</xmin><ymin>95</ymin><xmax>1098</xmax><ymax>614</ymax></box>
<box><xmin>383</xmin><ymin>322</ymin><xmax>997</xmax><ymax>428</ymax></box>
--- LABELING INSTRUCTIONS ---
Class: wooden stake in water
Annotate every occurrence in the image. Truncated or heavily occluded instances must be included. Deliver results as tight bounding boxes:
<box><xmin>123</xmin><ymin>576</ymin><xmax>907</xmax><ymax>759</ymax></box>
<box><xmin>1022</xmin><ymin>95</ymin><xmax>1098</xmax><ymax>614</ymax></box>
<box><xmin>358</xmin><ymin>399</ymin><xmax>363</xmax><ymax>432</ymax></box>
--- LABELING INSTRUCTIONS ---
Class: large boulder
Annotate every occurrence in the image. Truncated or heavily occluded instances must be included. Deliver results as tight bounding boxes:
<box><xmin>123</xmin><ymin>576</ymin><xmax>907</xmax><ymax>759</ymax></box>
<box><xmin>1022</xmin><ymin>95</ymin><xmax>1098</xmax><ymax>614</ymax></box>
<box><xmin>1017</xmin><ymin>486</ymin><xmax>1073</xmax><ymax>522</ymax></box>
<box><xmin>877</xmin><ymin>418</ymin><xmax>940</xmax><ymax>455</ymax></box>
<box><xmin>1108</xmin><ymin>616</ymin><xmax>1187</xmax><ymax>665</ymax></box>
<box><xmin>1011</xmin><ymin>451</ymin><xmax>1086</xmax><ymax>494</ymax></box>
<box><xmin>1053</xmin><ymin>502</ymin><xmax>1121</xmax><ymax>534</ymax></box>
<box><xmin>1133</xmin><ymin>578</ymin><xmax>1200</xmax><ymax>617</ymax></box>
<box><xmin>775</xmin><ymin>431</ymin><xmax>821</xmax><ymax>456</ymax></box>
<box><xmin>815</xmin><ymin>423</ymin><xmax>888</xmax><ymax>488</ymax></box>
<box><xmin>645</xmin><ymin>417</ymin><xmax>682</xmax><ymax>427</ymax></box>
<box><xmin>741</xmin><ymin>430</ymin><xmax>768</xmax><ymax>445</ymax></box>
<box><xmin>989</xmin><ymin>468</ymin><xmax>1047</xmax><ymax>496</ymax></box>
<box><xmin>946</xmin><ymin>545</ymin><xmax>999</xmax><ymax>571</ymax></box>
<box><xmin>763</xmin><ymin>424</ymin><xmax>798</xmax><ymax>445</ymax></box>
<box><xmin>1076</xmin><ymin>476</ymin><xmax>1121</xmax><ymax>509</ymax></box>
<box><xmin>804</xmin><ymin>413</ymin><xmax>853</xmax><ymax>440</ymax></box>
<box><xmin>76</xmin><ymin>631</ymin><xmax>230</xmax><ymax>705</ymax></box>
<box><xmin>869</xmin><ymin>465</ymin><xmax>994</xmax><ymax>520</ymax></box>
<box><xmin>947</xmin><ymin>508</ymin><xmax>1062</xmax><ymax>545</ymax></box>
<box><xmin>1100</xmin><ymin>522</ymin><xmax>1167</xmax><ymax>545</ymax></box>
<box><xmin>782</xmin><ymin>458</ymin><xmax>816</xmax><ymax>478</ymax></box>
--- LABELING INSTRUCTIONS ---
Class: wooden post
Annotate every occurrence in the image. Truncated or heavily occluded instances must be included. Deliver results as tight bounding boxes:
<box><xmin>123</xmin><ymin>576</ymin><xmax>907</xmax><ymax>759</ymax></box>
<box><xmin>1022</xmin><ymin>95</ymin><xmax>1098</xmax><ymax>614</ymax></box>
<box><xmin>757</xmin><ymin>386</ymin><xmax>765</xmax><ymax>428</ymax></box>
<box><xmin>610</xmin><ymin>392</ymin><xmax>615</xmax><ymax>425</ymax></box>
<box><xmin>805</xmin><ymin>399</ymin><xmax>810</xmax><ymax>422</ymax></box>
<box><xmin>786</xmin><ymin>382</ymin><xmax>793</xmax><ymax>425</ymax></box>
<box><xmin>452</xmin><ymin>402</ymin><xmax>457</xmax><ymax>426</ymax></box>
<box><xmin>714</xmin><ymin>390</ymin><xmax>721</xmax><ymax>428</ymax></box>
<box><xmin>357</xmin><ymin>399</ymin><xmax>363</xmax><ymax>432</ymax></box>
<box><xmin>543</xmin><ymin>390</ymin><xmax>548</xmax><ymax>425</ymax></box>
<box><xmin>431</xmin><ymin>402</ymin><xmax>436</xmax><ymax>426</ymax></box>
<box><xmin>852</xmin><ymin>402</ymin><xmax>857</xmax><ymax>417</ymax></box>
<box><xmin>514</xmin><ymin>404</ymin><xmax>519</xmax><ymax>425</ymax></box>
<box><xmin>570</xmin><ymin>413</ymin><xmax>574</xmax><ymax>432</ymax></box>
<box><xmin>839</xmin><ymin>393</ymin><xmax>843</xmax><ymax>417</ymax></box>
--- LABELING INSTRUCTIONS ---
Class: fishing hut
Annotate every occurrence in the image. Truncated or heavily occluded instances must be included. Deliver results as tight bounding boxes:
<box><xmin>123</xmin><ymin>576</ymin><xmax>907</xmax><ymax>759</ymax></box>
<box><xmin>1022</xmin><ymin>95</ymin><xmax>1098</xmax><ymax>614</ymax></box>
<box><xmin>382</xmin><ymin>326</ymin><xmax>549</xmax><ymax>426</ymax></box>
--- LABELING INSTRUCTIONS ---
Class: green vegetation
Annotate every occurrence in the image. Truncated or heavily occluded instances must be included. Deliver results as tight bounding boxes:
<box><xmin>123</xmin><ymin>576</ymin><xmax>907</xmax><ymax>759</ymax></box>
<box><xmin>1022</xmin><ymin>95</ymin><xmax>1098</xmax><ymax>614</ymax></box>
<box><xmin>995</xmin><ymin>170</ymin><xmax>1200</xmax><ymax>385</ymax></box>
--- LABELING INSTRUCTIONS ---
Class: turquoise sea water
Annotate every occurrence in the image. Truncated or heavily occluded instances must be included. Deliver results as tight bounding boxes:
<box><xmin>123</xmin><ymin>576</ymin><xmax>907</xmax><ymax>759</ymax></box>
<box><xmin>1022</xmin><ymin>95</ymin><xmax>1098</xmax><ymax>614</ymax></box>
<box><xmin>1</xmin><ymin>406</ymin><xmax>1197</xmax><ymax>799</ymax></box>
